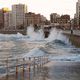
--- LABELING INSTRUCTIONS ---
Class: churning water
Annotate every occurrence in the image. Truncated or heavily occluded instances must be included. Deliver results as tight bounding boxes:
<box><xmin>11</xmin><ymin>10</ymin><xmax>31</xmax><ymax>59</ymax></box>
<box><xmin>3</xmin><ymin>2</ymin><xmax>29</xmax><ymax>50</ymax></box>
<box><xmin>0</xmin><ymin>26</ymin><xmax>80</xmax><ymax>77</ymax></box>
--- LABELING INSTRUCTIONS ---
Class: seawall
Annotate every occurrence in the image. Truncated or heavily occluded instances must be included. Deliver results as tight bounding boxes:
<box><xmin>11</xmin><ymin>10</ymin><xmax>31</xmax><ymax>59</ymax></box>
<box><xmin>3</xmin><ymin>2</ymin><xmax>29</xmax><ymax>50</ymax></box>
<box><xmin>64</xmin><ymin>33</ymin><xmax>80</xmax><ymax>48</ymax></box>
<box><xmin>0</xmin><ymin>30</ymin><xmax>26</xmax><ymax>35</ymax></box>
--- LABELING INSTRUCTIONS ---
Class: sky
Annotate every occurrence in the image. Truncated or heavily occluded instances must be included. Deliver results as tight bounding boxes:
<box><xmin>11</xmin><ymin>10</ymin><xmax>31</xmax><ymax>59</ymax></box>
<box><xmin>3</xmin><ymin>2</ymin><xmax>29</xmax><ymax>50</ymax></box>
<box><xmin>0</xmin><ymin>0</ymin><xmax>78</xmax><ymax>20</ymax></box>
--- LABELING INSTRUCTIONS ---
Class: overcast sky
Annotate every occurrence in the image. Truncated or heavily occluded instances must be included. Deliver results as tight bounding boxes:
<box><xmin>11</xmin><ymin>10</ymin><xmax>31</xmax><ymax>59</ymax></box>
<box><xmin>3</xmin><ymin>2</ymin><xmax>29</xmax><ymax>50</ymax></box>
<box><xmin>0</xmin><ymin>0</ymin><xmax>78</xmax><ymax>19</ymax></box>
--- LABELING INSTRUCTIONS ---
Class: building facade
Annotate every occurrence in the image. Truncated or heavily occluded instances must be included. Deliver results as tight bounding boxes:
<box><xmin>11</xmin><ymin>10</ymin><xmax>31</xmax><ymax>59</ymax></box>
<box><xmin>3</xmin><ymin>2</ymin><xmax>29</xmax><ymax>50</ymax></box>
<box><xmin>50</xmin><ymin>13</ymin><xmax>60</xmax><ymax>23</ymax></box>
<box><xmin>50</xmin><ymin>13</ymin><xmax>70</xmax><ymax>29</ymax></box>
<box><xmin>76</xmin><ymin>0</ymin><xmax>80</xmax><ymax>29</ymax></box>
<box><xmin>25</xmin><ymin>12</ymin><xmax>47</xmax><ymax>27</ymax></box>
<box><xmin>4</xmin><ymin>12</ymin><xmax>9</xmax><ymax>29</ymax></box>
<box><xmin>0</xmin><ymin>9</ymin><xmax>4</xmax><ymax>29</ymax></box>
<box><xmin>12</xmin><ymin>4</ymin><xmax>27</xmax><ymax>30</ymax></box>
<box><xmin>4</xmin><ymin>11</ymin><xmax>13</xmax><ymax>30</ymax></box>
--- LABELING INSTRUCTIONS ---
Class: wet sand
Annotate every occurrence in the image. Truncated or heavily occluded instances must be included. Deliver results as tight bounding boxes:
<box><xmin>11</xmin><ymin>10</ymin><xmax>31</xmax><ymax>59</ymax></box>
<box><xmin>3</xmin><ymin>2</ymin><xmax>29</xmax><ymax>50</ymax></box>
<box><xmin>0</xmin><ymin>61</ymin><xmax>80</xmax><ymax>80</ymax></box>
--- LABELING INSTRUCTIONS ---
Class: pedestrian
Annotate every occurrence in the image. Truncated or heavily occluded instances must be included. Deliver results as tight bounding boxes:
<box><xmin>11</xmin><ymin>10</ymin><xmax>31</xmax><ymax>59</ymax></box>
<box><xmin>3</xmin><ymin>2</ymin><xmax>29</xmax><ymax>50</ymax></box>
<box><xmin>71</xmin><ymin>27</ymin><xmax>73</xmax><ymax>34</ymax></box>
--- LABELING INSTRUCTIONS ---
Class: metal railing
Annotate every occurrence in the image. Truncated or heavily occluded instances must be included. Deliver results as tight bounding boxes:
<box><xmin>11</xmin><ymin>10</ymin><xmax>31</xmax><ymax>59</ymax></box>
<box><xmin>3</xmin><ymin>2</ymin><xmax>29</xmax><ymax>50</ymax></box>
<box><xmin>0</xmin><ymin>56</ymin><xmax>49</xmax><ymax>80</ymax></box>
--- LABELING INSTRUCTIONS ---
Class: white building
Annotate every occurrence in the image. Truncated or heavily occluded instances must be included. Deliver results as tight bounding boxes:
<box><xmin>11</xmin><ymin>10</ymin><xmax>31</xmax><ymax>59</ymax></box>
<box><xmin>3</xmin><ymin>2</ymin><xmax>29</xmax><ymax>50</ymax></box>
<box><xmin>9</xmin><ymin>12</ymin><xmax>13</xmax><ymax>29</ymax></box>
<box><xmin>4</xmin><ymin>12</ymin><xmax>9</xmax><ymax>29</ymax></box>
<box><xmin>76</xmin><ymin>0</ymin><xmax>80</xmax><ymax>26</ymax></box>
<box><xmin>12</xmin><ymin>4</ymin><xmax>27</xmax><ymax>30</ymax></box>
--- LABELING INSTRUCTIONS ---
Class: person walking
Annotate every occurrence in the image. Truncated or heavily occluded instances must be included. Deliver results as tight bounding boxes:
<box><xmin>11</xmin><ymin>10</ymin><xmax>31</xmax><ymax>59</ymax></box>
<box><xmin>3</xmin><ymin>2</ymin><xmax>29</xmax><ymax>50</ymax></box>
<box><xmin>71</xmin><ymin>27</ymin><xmax>73</xmax><ymax>34</ymax></box>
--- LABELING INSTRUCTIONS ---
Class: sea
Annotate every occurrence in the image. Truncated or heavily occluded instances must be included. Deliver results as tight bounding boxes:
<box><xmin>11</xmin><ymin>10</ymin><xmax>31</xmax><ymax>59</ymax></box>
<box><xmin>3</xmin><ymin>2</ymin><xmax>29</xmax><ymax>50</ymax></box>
<box><xmin>0</xmin><ymin>26</ymin><xmax>80</xmax><ymax>79</ymax></box>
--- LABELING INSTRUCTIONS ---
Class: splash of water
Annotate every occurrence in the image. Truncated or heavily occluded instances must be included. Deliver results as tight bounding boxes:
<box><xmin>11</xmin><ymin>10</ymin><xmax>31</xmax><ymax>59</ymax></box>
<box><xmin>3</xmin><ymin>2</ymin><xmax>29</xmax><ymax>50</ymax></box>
<box><xmin>0</xmin><ymin>25</ymin><xmax>69</xmax><ymax>43</ymax></box>
<box><xmin>46</xmin><ymin>28</ymin><xmax>69</xmax><ymax>44</ymax></box>
<box><xmin>0</xmin><ymin>33</ymin><xmax>24</xmax><ymax>41</ymax></box>
<box><xmin>27</xmin><ymin>24</ymin><xmax>44</xmax><ymax>41</ymax></box>
<box><xmin>0</xmin><ymin>24</ymin><xmax>45</xmax><ymax>41</ymax></box>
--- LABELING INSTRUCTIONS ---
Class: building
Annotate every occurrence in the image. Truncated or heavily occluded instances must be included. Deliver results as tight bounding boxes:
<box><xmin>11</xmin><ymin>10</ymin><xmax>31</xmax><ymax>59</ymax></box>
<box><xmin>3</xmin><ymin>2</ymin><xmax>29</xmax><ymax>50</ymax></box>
<box><xmin>72</xmin><ymin>14</ymin><xmax>77</xmax><ymax>29</ymax></box>
<box><xmin>12</xmin><ymin>4</ymin><xmax>27</xmax><ymax>30</ymax></box>
<box><xmin>50</xmin><ymin>13</ymin><xmax>60</xmax><ymax>23</ymax></box>
<box><xmin>25</xmin><ymin>12</ymin><xmax>47</xmax><ymax>27</ymax></box>
<box><xmin>60</xmin><ymin>15</ymin><xmax>70</xmax><ymax>29</ymax></box>
<box><xmin>76</xmin><ymin>0</ymin><xmax>80</xmax><ymax>29</ymax></box>
<box><xmin>4</xmin><ymin>12</ymin><xmax>9</xmax><ymax>29</ymax></box>
<box><xmin>61</xmin><ymin>15</ymin><xmax>70</xmax><ymax>21</ymax></box>
<box><xmin>9</xmin><ymin>12</ymin><xmax>13</xmax><ymax>29</ymax></box>
<box><xmin>50</xmin><ymin>13</ymin><xmax>70</xmax><ymax>29</ymax></box>
<box><xmin>0</xmin><ymin>9</ymin><xmax>4</xmax><ymax>29</ymax></box>
<box><xmin>4</xmin><ymin>11</ymin><xmax>13</xmax><ymax>30</ymax></box>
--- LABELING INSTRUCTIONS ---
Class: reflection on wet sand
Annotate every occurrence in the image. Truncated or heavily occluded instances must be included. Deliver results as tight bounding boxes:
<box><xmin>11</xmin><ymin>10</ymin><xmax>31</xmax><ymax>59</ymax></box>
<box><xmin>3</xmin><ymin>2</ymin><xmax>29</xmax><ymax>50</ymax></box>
<box><xmin>1</xmin><ymin>61</ymin><xmax>80</xmax><ymax>80</ymax></box>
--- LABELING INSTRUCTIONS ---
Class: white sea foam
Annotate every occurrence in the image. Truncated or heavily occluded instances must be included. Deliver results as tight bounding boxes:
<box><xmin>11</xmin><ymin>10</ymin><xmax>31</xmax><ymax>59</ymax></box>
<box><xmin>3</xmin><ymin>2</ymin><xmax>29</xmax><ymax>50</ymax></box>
<box><xmin>27</xmin><ymin>25</ymin><xmax>44</xmax><ymax>41</ymax></box>
<box><xmin>49</xmin><ymin>54</ymin><xmax>80</xmax><ymax>62</ymax></box>
<box><xmin>46</xmin><ymin>28</ymin><xmax>69</xmax><ymax>44</ymax></box>
<box><xmin>22</xmin><ymin>48</ymin><xmax>46</xmax><ymax>57</ymax></box>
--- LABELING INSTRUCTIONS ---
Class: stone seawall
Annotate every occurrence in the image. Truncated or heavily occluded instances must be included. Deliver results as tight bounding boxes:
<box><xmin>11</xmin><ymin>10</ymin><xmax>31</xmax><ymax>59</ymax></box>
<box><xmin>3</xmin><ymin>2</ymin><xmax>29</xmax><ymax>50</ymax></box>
<box><xmin>65</xmin><ymin>34</ymin><xmax>80</xmax><ymax>48</ymax></box>
<box><xmin>0</xmin><ymin>30</ymin><xmax>26</xmax><ymax>35</ymax></box>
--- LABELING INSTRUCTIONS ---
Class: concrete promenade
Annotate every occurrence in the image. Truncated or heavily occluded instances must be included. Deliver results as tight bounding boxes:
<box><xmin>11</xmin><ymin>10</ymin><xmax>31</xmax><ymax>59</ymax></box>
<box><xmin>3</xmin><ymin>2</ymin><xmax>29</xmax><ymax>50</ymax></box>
<box><xmin>43</xmin><ymin>61</ymin><xmax>80</xmax><ymax>80</ymax></box>
<box><xmin>62</xmin><ymin>30</ymin><xmax>80</xmax><ymax>36</ymax></box>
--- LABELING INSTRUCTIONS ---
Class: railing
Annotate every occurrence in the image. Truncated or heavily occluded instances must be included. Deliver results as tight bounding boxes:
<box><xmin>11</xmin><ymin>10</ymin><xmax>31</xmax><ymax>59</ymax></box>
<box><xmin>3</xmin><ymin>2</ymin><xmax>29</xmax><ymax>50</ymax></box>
<box><xmin>0</xmin><ymin>56</ymin><xmax>49</xmax><ymax>80</ymax></box>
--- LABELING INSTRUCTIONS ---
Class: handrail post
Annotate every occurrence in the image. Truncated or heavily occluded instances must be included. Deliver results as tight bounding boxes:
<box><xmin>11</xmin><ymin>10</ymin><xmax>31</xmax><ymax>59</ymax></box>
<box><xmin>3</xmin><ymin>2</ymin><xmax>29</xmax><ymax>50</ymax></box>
<box><xmin>37</xmin><ymin>57</ymin><xmax>39</xmax><ymax>73</ymax></box>
<box><xmin>16</xmin><ymin>59</ymin><xmax>18</xmax><ymax>79</ymax></box>
<box><xmin>33</xmin><ymin>57</ymin><xmax>36</xmax><ymax>77</ymax></box>
<box><xmin>42</xmin><ymin>56</ymin><xmax>43</xmax><ymax>66</ymax></box>
<box><xmin>27</xmin><ymin>57</ymin><xmax>31</xmax><ymax>80</ymax></box>
<box><xmin>47</xmin><ymin>56</ymin><xmax>48</xmax><ymax>63</ymax></box>
<box><xmin>40</xmin><ymin>56</ymin><xmax>42</xmax><ymax>67</ymax></box>
<box><xmin>44</xmin><ymin>56</ymin><xmax>46</xmax><ymax>64</ymax></box>
<box><xmin>6</xmin><ymin>58</ymin><xmax>9</xmax><ymax>80</ymax></box>
<box><xmin>23</xmin><ymin>58</ymin><xmax>25</xmax><ymax>73</ymax></box>
<box><xmin>22</xmin><ymin>58</ymin><xmax>25</xmax><ymax>80</ymax></box>
<box><xmin>33</xmin><ymin>57</ymin><xmax>35</xmax><ymax>70</ymax></box>
<box><xmin>28</xmin><ymin>57</ymin><xmax>31</xmax><ymax>73</ymax></box>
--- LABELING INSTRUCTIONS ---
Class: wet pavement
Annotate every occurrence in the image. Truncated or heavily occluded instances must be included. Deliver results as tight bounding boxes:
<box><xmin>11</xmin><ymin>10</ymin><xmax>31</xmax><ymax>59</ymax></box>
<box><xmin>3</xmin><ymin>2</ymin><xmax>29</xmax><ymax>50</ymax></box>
<box><xmin>43</xmin><ymin>61</ymin><xmax>80</xmax><ymax>80</ymax></box>
<box><xmin>62</xmin><ymin>30</ymin><xmax>80</xmax><ymax>36</ymax></box>
<box><xmin>1</xmin><ymin>61</ymin><xmax>80</xmax><ymax>80</ymax></box>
